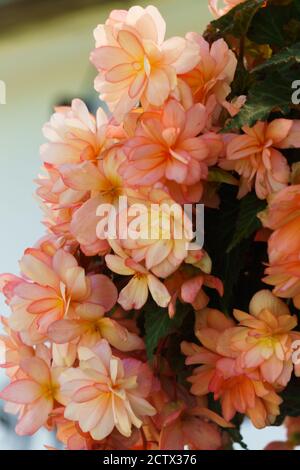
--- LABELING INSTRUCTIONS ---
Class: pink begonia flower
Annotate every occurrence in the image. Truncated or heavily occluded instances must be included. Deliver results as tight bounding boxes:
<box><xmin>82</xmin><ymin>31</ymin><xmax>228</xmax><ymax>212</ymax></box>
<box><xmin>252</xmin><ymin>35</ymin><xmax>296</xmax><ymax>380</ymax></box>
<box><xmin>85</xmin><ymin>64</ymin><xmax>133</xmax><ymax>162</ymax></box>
<box><xmin>221</xmin><ymin>120</ymin><xmax>300</xmax><ymax>199</ymax></box>
<box><xmin>40</xmin><ymin>99</ymin><xmax>122</xmax><ymax>166</ymax></box>
<box><xmin>209</xmin><ymin>0</ymin><xmax>245</xmax><ymax>18</ymax></box>
<box><xmin>178</xmin><ymin>34</ymin><xmax>238</xmax><ymax>112</ymax></box>
<box><xmin>0</xmin><ymin>356</ymin><xmax>62</xmax><ymax>436</ymax></box>
<box><xmin>105</xmin><ymin>254</ymin><xmax>171</xmax><ymax>310</ymax></box>
<box><xmin>0</xmin><ymin>248</ymin><xmax>117</xmax><ymax>344</ymax></box>
<box><xmin>109</xmin><ymin>187</ymin><xmax>194</xmax><ymax>278</ymax></box>
<box><xmin>181</xmin><ymin>307</ymin><xmax>283</xmax><ymax>428</ymax></box>
<box><xmin>122</xmin><ymin>99</ymin><xmax>221</xmax><ymax>188</ymax></box>
<box><xmin>60</xmin><ymin>340</ymin><xmax>156</xmax><ymax>440</ymax></box>
<box><xmin>217</xmin><ymin>290</ymin><xmax>300</xmax><ymax>386</ymax></box>
<box><xmin>90</xmin><ymin>6</ymin><xmax>200</xmax><ymax>121</ymax></box>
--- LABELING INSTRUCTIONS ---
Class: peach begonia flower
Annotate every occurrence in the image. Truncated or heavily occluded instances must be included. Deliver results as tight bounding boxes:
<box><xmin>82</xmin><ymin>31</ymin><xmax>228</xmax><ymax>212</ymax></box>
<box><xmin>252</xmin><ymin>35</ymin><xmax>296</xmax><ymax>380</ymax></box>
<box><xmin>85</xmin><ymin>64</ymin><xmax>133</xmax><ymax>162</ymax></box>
<box><xmin>40</xmin><ymin>99</ymin><xmax>121</xmax><ymax>166</ymax></box>
<box><xmin>122</xmin><ymin>99</ymin><xmax>221</xmax><ymax>188</ymax></box>
<box><xmin>90</xmin><ymin>6</ymin><xmax>200</xmax><ymax>121</ymax></box>
<box><xmin>36</xmin><ymin>164</ymin><xmax>88</xmax><ymax>210</ymax></box>
<box><xmin>158</xmin><ymin>399</ymin><xmax>224</xmax><ymax>450</ymax></box>
<box><xmin>259</xmin><ymin>185</ymin><xmax>300</xmax><ymax>232</ymax></box>
<box><xmin>0</xmin><ymin>356</ymin><xmax>62</xmax><ymax>436</ymax></box>
<box><xmin>150</xmin><ymin>380</ymin><xmax>232</xmax><ymax>450</ymax></box>
<box><xmin>182</xmin><ymin>307</ymin><xmax>283</xmax><ymax>428</ymax></box>
<box><xmin>209</xmin><ymin>0</ymin><xmax>245</xmax><ymax>18</ymax></box>
<box><xmin>36</xmin><ymin>165</ymin><xmax>91</xmax><ymax>253</ymax></box>
<box><xmin>105</xmin><ymin>254</ymin><xmax>171</xmax><ymax>310</ymax></box>
<box><xmin>263</xmin><ymin>250</ymin><xmax>300</xmax><ymax>309</ymax></box>
<box><xmin>37</xmin><ymin>170</ymin><xmax>108</xmax><ymax>257</ymax></box>
<box><xmin>55</xmin><ymin>414</ymin><xmax>95</xmax><ymax>450</ymax></box>
<box><xmin>220</xmin><ymin>120</ymin><xmax>300</xmax><ymax>199</ymax></box>
<box><xmin>0</xmin><ymin>316</ymin><xmax>34</xmax><ymax>380</ymax></box>
<box><xmin>52</xmin><ymin>343</ymin><xmax>77</xmax><ymax>369</ymax></box>
<box><xmin>258</xmin><ymin>186</ymin><xmax>300</xmax><ymax>307</ymax></box>
<box><xmin>109</xmin><ymin>187</ymin><xmax>194</xmax><ymax>278</ymax></box>
<box><xmin>60</xmin><ymin>339</ymin><xmax>156</xmax><ymax>440</ymax></box>
<box><xmin>47</xmin><ymin>291</ymin><xmax>144</xmax><ymax>352</ymax></box>
<box><xmin>54</xmin><ymin>409</ymin><xmax>142</xmax><ymax>450</ymax></box>
<box><xmin>0</xmin><ymin>248</ymin><xmax>117</xmax><ymax>344</ymax></box>
<box><xmin>165</xmin><ymin>267</ymin><xmax>223</xmax><ymax>319</ymax></box>
<box><xmin>218</xmin><ymin>290</ymin><xmax>300</xmax><ymax>386</ymax></box>
<box><xmin>62</xmin><ymin>149</ymin><xmax>134</xmax><ymax>255</ymax></box>
<box><xmin>178</xmin><ymin>34</ymin><xmax>237</xmax><ymax>112</ymax></box>
<box><xmin>209</xmin><ymin>361</ymin><xmax>283</xmax><ymax>428</ymax></box>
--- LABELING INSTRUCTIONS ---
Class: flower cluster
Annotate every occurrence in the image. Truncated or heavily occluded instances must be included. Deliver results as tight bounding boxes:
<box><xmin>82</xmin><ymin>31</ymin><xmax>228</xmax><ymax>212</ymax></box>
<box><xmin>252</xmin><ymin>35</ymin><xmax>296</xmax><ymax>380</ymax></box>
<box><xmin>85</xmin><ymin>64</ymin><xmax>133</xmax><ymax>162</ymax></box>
<box><xmin>1</xmin><ymin>2</ymin><xmax>300</xmax><ymax>450</ymax></box>
<box><xmin>182</xmin><ymin>290</ymin><xmax>300</xmax><ymax>429</ymax></box>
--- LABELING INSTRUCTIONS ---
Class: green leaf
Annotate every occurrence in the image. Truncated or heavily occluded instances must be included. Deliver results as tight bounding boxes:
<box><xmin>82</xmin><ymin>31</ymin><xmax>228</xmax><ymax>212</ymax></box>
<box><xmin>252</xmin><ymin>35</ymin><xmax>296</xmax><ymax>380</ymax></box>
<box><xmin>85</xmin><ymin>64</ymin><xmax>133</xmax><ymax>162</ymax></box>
<box><xmin>226</xmin><ymin>427</ymin><xmax>248</xmax><ymax>450</ymax></box>
<box><xmin>210</xmin><ymin>0</ymin><xmax>265</xmax><ymax>38</ymax></box>
<box><xmin>275</xmin><ymin>378</ymin><xmax>300</xmax><ymax>425</ymax></box>
<box><xmin>144</xmin><ymin>302</ymin><xmax>188</xmax><ymax>361</ymax></box>
<box><xmin>248</xmin><ymin>0</ymin><xmax>300</xmax><ymax>47</ymax></box>
<box><xmin>227</xmin><ymin>193</ymin><xmax>266</xmax><ymax>253</ymax></box>
<box><xmin>252</xmin><ymin>42</ymin><xmax>300</xmax><ymax>73</ymax></box>
<box><xmin>207</xmin><ymin>168</ymin><xmax>238</xmax><ymax>185</ymax></box>
<box><xmin>223</xmin><ymin>68</ymin><xmax>300</xmax><ymax>130</ymax></box>
<box><xmin>205</xmin><ymin>186</ymin><xmax>267</xmax><ymax>314</ymax></box>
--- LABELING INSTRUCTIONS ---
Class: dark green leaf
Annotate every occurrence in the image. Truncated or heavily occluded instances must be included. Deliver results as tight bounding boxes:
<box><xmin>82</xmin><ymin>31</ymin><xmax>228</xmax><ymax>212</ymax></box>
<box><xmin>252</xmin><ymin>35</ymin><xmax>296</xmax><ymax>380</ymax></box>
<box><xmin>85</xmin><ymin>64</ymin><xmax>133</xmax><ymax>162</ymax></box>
<box><xmin>252</xmin><ymin>42</ymin><xmax>300</xmax><ymax>73</ymax></box>
<box><xmin>207</xmin><ymin>168</ymin><xmax>238</xmax><ymax>185</ymax></box>
<box><xmin>248</xmin><ymin>1</ymin><xmax>300</xmax><ymax>47</ymax></box>
<box><xmin>226</xmin><ymin>427</ymin><xmax>248</xmax><ymax>450</ymax></box>
<box><xmin>210</xmin><ymin>0</ymin><xmax>265</xmax><ymax>38</ymax></box>
<box><xmin>220</xmin><ymin>241</ymin><xmax>250</xmax><ymax>313</ymax></box>
<box><xmin>275</xmin><ymin>378</ymin><xmax>300</xmax><ymax>425</ymax></box>
<box><xmin>144</xmin><ymin>302</ymin><xmax>188</xmax><ymax>361</ymax></box>
<box><xmin>227</xmin><ymin>193</ymin><xmax>266</xmax><ymax>253</ymax></box>
<box><xmin>224</xmin><ymin>69</ymin><xmax>300</xmax><ymax>130</ymax></box>
<box><xmin>205</xmin><ymin>186</ymin><xmax>267</xmax><ymax>313</ymax></box>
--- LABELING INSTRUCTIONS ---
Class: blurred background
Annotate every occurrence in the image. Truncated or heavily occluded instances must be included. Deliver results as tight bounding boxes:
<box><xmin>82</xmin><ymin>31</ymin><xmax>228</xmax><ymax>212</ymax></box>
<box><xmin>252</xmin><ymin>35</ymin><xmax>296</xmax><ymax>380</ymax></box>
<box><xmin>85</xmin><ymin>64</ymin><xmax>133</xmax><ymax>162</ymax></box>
<box><xmin>0</xmin><ymin>0</ymin><xmax>287</xmax><ymax>450</ymax></box>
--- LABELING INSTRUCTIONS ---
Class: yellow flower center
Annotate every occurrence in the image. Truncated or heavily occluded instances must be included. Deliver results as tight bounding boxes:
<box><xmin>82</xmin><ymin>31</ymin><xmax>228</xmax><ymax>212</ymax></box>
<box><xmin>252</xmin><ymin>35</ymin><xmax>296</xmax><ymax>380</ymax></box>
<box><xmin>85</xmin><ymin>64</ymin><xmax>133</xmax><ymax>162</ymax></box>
<box><xmin>41</xmin><ymin>382</ymin><xmax>58</xmax><ymax>400</ymax></box>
